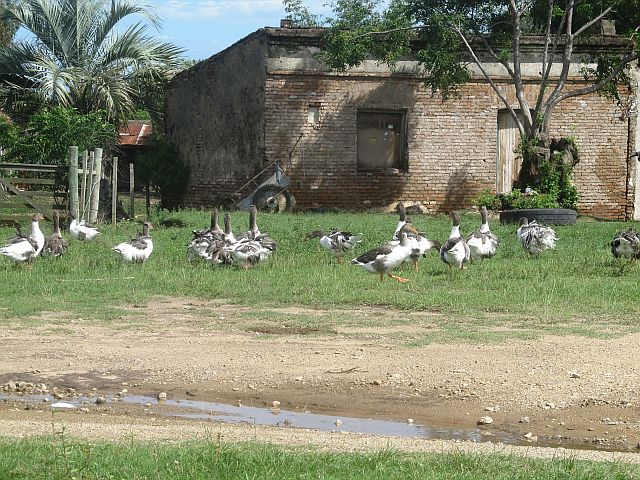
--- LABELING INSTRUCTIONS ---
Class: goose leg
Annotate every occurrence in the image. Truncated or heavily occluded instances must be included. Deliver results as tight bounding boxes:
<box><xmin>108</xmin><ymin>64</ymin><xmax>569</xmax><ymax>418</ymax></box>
<box><xmin>388</xmin><ymin>273</ymin><xmax>409</xmax><ymax>283</ymax></box>
<box><xmin>379</xmin><ymin>272</ymin><xmax>384</xmax><ymax>283</ymax></box>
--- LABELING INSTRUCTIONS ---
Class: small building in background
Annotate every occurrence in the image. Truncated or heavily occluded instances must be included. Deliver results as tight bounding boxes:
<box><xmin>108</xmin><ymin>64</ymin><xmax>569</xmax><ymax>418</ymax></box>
<box><xmin>165</xmin><ymin>24</ymin><xmax>639</xmax><ymax>220</ymax></box>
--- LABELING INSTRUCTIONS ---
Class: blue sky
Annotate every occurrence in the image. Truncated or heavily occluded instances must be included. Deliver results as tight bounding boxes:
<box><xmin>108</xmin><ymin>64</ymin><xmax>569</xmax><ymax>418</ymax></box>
<box><xmin>152</xmin><ymin>1</ymin><xmax>328</xmax><ymax>60</ymax></box>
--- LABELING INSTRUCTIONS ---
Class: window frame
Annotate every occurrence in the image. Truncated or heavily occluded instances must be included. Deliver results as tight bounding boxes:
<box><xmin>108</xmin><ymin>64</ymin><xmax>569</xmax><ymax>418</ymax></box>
<box><xmin>356</xmin><ymin>108</ymin><xmax>408</xmax><ymax>173</ymax></box>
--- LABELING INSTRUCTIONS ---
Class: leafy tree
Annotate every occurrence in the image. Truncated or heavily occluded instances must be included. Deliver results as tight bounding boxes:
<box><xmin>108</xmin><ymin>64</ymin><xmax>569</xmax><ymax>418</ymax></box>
<box><xmin>283</xmin><ymin>0</ymin><xmax>321</xmax><ymax>27</ymax></box>
<box><xmin>0</xmin><ymin>0</ymin><xmax>183</xmax><ymax>125</ymax></box>
<box><xmin>303</xmin><ymin>0</ymin><xmax>640</xmax><ymax>188</ymax></box>
<box><xmin>0</xmin><ymin>106</ymin><xmax>116</xmax><ymax>166</ymax></box>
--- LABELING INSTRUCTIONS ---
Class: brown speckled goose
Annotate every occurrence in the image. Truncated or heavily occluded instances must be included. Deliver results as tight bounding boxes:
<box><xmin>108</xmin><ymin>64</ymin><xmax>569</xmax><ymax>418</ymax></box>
<box><xmin>43</xmin><ymin>210</ymin><xmax>68</xmax><ymax>257</ymax></box>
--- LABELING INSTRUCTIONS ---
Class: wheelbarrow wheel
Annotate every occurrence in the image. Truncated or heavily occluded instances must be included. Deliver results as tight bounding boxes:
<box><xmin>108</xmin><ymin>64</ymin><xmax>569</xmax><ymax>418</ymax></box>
<box><xmin>253</xmin><ymin>185</ymin><xmax>292</xmax><ymax>213</ymax></box>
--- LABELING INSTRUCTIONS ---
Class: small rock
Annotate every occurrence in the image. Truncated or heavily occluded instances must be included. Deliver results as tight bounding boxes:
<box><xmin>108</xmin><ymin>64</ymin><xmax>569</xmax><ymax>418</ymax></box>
<box><xmin>477</xmin><ymin>416</ymin><xmax>493</xmax><ymax>425</ymax></box>
<box><xmin>407</xmin><ymin>419</ymin><xmax>414</xmax><ymax>424</ymax></box>
<box><xmin>51</xmin><ymin>402</ymin><xmax>76</xmax><ymax>410</ymax></box>
<box><xmin>157</xmin><ymin>392</ymin><xmax>167</xmax><ymax>401</ymax></box>
<box><xmin>272</xmin><ymin>400</ymin><xmax>281</xmax><ymax>408</ymax></box>
<box><xmin>95</xmin><ymin>396</ymin><xmax>106</xmax><ymax>405</ymax></box>
<box><xmin>371</xmin><ymin>379</ymin><xmax>382</xmax><ymax>386</ymax></box>
<box><xmin>79</xmin><ymin>408</ymin><xmax>89</xmax><ymax>414</ymax></box>
<box><xmin>519</xmin><ymin>416</ymin><xmax>530</xmax><ymax>424</ymax></box>
<box><xmin>485</xmin><ymin>406</ymin><xmax>500</xmax><ymax>412</ymax></box>
<box><xmin>568</xmin><ymin>371</ymin><xmax>581</xmax><ymax>379</ymax></box>
<box><xmin>335</xmin><ymin>419</ymin><xmax>343</xmax><ymax>427</ymax></box>
<box><xmin>294</xmin><ymin>376</ymin><xmax>303</xmax><ymax>382</ymax></box>
<box><xmin>523</xmin><ymin>432</ymin><xmax>538</xmax><ymax>442</ymax></box>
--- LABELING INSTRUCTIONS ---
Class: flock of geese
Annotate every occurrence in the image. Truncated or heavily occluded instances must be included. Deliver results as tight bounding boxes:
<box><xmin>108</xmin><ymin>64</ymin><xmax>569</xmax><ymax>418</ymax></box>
<box><xmin>0</xmin><ymin>205</ymin><xmax>276</xmax><ymax>269</ymax></box>
<box><xmin>0</xmin><ymin>202</ymin><xmax>639</xmax><ymax>279</ymax></box>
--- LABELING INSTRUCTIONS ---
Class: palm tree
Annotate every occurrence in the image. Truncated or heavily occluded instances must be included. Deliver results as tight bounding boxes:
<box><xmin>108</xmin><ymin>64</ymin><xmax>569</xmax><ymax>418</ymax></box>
<box><xmin>0</xmin><ymin>0</ymin><xmax>183</xmax><ymax>124</ymax></box>
<box><xmin>0</xmin><ymin>0</ymin><xmax>17</xmax><ymax>47</ymax></box>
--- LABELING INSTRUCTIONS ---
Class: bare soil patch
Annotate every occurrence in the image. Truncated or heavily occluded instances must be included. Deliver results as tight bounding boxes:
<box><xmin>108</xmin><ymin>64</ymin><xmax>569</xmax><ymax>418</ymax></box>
<box><xmin>1</xmin><ymin>297</ymin><xmax>639</xmax><ymax>462</ymax></box>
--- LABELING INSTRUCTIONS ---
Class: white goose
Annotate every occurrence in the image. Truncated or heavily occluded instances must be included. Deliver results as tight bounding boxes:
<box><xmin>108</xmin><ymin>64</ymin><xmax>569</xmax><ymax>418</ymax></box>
<box><xmin>517</xmin><ymin>217</ymin><xmax>557</xmax><ymax>255</ymax></box>
<box><xmin>305</xmin><ymin>228</ymin><xmax>362</xmax><ymax>263</ymax></box>
<box><xmin>113</xmin><ymin>222</ymin><xmax>154</xmax><ymax>263</ymax></box>
<box><xmin>467</xmin><ymin>206</ymin><xmax>499</xmax><ymax>261</ymax></box>
<box><xmin>0</xmin><ymin>213</ymin><xmax>45</xmax><ymax>264</ymax></box>
<box><xmin>611</xmin><ymin>228</ymin><xmax>640</xmax><ymax>259</ymax></box>
<box><xmin>351</xmin><ymin>232</ymin><xmax>416</xmax><ymax>282</ymax></box>
<box><xmin>405</xmin><ymin>233</ymin><xmax>441</xmax><ymax>271</ymax></box>
<box><xmin>69</xmin><ymin>214</ymin><xmax>100</xmax><ymax>241</ymax></box>
<box><xmin>42</xmin><ymin>210</ymin><xmax>68</xmax><ymax>257</ymax></box>
<box><xmin>440</xmin><ymin>211</ymin><xmax>470</xmax><ymax>270</ymax></box>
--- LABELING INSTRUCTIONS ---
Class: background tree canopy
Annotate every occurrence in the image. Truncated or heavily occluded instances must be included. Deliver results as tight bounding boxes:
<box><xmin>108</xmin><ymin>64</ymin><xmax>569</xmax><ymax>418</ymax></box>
<box><xmin>0</xmin><ymin>0</ymin><xmax>183</xmax><ymax>126</ymax></box>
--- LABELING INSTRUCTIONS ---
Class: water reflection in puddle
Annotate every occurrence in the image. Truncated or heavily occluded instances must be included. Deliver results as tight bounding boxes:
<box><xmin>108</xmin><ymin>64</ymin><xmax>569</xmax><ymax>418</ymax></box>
<box><xmin>2</xmin><ymin>393</ymin><xmax>518</xmax><ymax>445</ymax></box>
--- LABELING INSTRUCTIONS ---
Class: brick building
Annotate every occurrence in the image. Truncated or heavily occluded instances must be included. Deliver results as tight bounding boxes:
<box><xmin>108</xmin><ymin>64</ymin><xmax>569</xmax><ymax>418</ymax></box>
<box><xmin>165</xmin><ymin>25</ymin><xmax>640</xmax><ymax>219</ymax></box>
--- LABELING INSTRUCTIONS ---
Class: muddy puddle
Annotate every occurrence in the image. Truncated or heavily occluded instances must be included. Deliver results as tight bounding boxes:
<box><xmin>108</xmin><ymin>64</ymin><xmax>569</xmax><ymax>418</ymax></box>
<box><xmin>2</xmin><ymin>392</ymin><xmax>530</xmax><ymax>447</ymax></box>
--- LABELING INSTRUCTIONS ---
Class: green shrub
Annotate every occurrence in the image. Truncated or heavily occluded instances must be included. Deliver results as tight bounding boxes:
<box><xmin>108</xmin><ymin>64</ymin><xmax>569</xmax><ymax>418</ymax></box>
<box><xmin>475</xmin><ymin>189</ymin><xmax>502</xmax><ymax>210</ymax></box>
<box><xmin>0</xmin><ymin>107</ymin><xmax>115</xmax><ymax>165</ymax></box>
<box><xmin>479</xmin><ymin>136</ymin><xmax>579</xmax><ymax>211</ymax></box>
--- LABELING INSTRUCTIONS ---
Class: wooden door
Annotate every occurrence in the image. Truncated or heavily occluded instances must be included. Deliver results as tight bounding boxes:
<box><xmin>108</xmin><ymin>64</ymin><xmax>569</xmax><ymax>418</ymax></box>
<box><xmin>496</xmin><ymin>110</ymin><xmax>523</xmax><ymax>193</ymax></box>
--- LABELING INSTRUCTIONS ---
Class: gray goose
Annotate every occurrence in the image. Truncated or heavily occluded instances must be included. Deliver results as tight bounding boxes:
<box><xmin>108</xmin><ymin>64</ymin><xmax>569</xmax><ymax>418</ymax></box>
<box><xmin>43</xmin><ymin>210</ymin><xmax>68</xmax><ymax>257</ymax></box>
<box><xmin>611</xmin><ymin>228</ymin><xmax>640</xmax><ymax>259</ymax></box>
<box><xmin>516</xmin><ymin>217</ymin><xmax>557</xmax><ymax>255</ymax></box>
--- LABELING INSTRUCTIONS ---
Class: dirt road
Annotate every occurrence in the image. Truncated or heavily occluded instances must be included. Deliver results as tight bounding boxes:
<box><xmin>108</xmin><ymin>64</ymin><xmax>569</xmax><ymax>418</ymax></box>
<box><xmin>1</xmin><ymin>298</ymin><xmax>638</xmax><ymax>463</ymax></box>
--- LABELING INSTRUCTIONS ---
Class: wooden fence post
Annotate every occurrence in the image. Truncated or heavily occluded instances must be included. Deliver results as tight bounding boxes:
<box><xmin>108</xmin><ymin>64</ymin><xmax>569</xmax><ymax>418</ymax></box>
<box><xmin>82</xmin><ymin>150</ymin><xmax>93</xmax><ymax>220</ymax></box>
<box><xmin>68</xmin><ymin>146</ymin><xmax>79</xmax><ymax>220</ymax></box>
<box><xmin>129</xmin><ymin>163</ymin><xmax>135</xmax><ymax>219</ymax></box>
<box><xmin>112</xmin><ymin>157</ymin><xmax>118</xmax><ymax>226</ymax></box>
<box><xmin>89</xmin><ymin>147</ymin><xmax>102</xmax><ymax>224</ymax></box>
<box><xmin>80</xmin><ymin>150</ymin><xmax>88</xmax><ymax>220</ymax></box>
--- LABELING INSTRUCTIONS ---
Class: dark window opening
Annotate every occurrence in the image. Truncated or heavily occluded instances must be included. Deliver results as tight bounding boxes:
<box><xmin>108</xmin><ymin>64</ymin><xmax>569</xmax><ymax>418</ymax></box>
<box><xmin>357</xmin><ymin>110</ymin><xmax>407</xmax><ymax>172</ymax></box>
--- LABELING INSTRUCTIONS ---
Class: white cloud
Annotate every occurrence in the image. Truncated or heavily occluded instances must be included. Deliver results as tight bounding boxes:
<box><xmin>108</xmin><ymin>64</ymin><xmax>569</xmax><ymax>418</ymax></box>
<box><xmin>157</xmin><ymin>0</ymin><xmax>284</xmax><ymax>19</ymax></box>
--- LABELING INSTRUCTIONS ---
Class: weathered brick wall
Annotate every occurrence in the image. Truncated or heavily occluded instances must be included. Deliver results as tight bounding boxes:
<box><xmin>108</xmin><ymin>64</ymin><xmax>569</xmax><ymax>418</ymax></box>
<box><xmin>165</xmin><ymin>32</ymin><xmax>269</xmax><ymax>207</ymax></box>
<box><xmin>264</xmin><ymin>73</ymin><xmax>633</xmax><ymax>218</ymax></box>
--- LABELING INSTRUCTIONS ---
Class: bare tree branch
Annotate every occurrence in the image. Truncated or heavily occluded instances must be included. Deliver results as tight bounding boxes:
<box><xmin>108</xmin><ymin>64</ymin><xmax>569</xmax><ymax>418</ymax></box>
<box><xmin>554</xmin><ymin>52</ymin><xmax>639</xmax><ymax>104</ymax></box>
<box><xmin>572</xmin><ymin>4</ymin><xmax>616</xmax><ymax>38</ymax></box>
<box><xmin>510</xmin><ymin>0</ymin><xmax>533</xmax><ymax>132</ymax></box>
<box><xmin>453</xmin><ymin>22</ymin><xmax>525</xmax><ymax>135</ymax></box>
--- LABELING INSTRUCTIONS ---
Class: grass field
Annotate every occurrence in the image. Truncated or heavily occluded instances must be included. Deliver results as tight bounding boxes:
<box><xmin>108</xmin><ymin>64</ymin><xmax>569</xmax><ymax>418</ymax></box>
<box><xmin>0</xmin><ymin>209</ymin><xmax>639</xmax><ymax>341</ymax></box>
<box><xmin>0</xmin><ymin>436</ymin><xmax>637</xmax><ymax>479</ymax></box>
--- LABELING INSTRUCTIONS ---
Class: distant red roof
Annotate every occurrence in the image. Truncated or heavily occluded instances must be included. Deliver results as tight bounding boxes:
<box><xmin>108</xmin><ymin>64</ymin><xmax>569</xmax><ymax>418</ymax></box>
<box><xmin>118</xmin><ymin>120</ymin><xmax>153</xmax><ymax>146</ymax></box>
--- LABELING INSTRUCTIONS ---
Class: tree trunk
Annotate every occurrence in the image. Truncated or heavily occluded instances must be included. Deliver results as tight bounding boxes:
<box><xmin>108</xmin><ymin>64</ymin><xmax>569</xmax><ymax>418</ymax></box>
<box><xmin>515</xmin><ymin>133</ymin><xmax>550</xmax><ymax>189</ymax></box>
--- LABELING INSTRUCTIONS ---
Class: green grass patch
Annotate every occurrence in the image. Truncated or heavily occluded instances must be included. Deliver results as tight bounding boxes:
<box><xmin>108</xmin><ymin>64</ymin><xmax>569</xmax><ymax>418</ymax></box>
<box><xmin>0</xmin><ymin>210</ymin><xmax>639</xmax><ymax>342</ymax></box>
<box><xmin>0</xmin><ymin>436</ymin><xmax>636</xmax><ymax>479</ymax></box>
